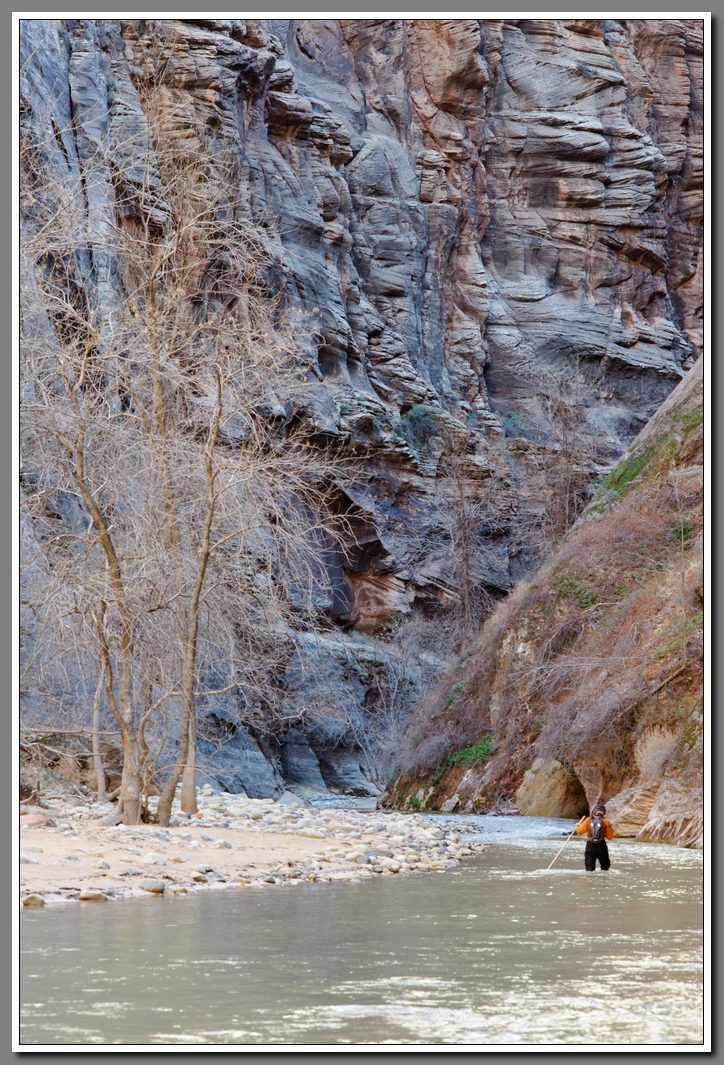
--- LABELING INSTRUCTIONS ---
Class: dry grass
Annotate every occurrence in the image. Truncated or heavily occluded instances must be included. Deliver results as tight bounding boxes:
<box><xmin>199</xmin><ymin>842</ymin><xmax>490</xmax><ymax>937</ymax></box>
<box><xmin>392</xmin><ymin>375</ymin><xmax>704</xmax><ymax>816</ymax></box>
<box><xmin>635</xmin><ymin>727</ymin><xmax>678</xmax><ymax>780</ymax></box>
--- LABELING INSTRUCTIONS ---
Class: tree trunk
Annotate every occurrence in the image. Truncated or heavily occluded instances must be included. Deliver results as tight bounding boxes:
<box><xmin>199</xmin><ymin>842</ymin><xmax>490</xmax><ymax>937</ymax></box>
<box><xmin>180</xmin><ymin>712</ymin><xmax>198</xmax><ymax>814</ymax></box>
<box><xmin>118</xmin><ymin>729</ymin><xmax>143</xmax><ymax>825</ymax></box>
<box><xmin>156</xmin><ymin>371</ymin><xmax>221</xmax><ymax>827</ymax></box>
<box><xmin>90</xmin><ymin>665</ymin><xmax>107</xmax><ymax>801</ymax></box>
<box><xmin>74</xmin><ymin>448</ymin><xmax>139</xmax><ymax>819</ymax></box>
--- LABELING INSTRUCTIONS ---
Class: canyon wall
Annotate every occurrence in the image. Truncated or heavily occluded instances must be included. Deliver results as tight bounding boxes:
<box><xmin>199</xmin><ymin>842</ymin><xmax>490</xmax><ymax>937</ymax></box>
<box><xmin>19</xmin><ymin>19</ymin><xmax>703</xmax><ymax>797</ymax></box>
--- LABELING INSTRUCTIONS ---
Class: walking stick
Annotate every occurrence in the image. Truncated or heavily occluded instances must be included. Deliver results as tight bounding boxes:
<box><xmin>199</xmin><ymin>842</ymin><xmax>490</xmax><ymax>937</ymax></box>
<box><xmin>546</xmin><ymin>817</ymin><xmax>585</xmax><ymax>870</ymax></box>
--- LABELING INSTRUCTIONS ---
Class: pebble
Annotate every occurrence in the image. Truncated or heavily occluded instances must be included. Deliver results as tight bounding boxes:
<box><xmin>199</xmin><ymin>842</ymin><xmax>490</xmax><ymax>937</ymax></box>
<box><xmin>141</xmin><ymin>852</ymin><xmax>167</xmax><ymax>865</ymax></box>
<box><xmin>138</xmin><ymin>879</ymin><xmax>166</xmax><ymax>894</ymax></box>
<box><xmin>95</xmin><ymin>859</ymin><xmax>111</xmax><ymax>869</ymax></box>
<box><xmin>79</xmin><ymin>889</ymin><xmax>108</xmax><ymax>902</ymax></box>
<box><xmin>22</xmin><ymin>894</ymin><xmax>45</xmax><ymax>908</ymax></box>
<box><xmin>380</xmin><ymin>858</ymin><xmax>401</xmax><ymax>873</ymax></box>
<box><xmin>20</xmin><ymin>814</ymin><xmax>56</xmax><ymax>829</ymax></box>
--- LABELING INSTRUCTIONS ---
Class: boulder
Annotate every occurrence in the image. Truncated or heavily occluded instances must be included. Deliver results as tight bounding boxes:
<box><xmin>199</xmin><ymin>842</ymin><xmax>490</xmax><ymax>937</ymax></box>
<box><xmin>315</xmin><ymin>748</ymin><xmax>380</xmax><ymax>797</ymax></box>
<box><xmin>605</xmin><ymin>783</ymin><xmax>660</xmax><ymax>837</ymax></box>
<box><xmin>199</xmin><ymin>722</ymin><xmax>284</xmax><ymax>799</ymax></box>
<box><xmin>280</xmin><ymin>731</ymin><xmax>327</xmax><ymax>791</ymax></box>
<box><xmin>515</xmin><ymin>757</ymin><xmax>588</xmax><ymax>818</ymax></box>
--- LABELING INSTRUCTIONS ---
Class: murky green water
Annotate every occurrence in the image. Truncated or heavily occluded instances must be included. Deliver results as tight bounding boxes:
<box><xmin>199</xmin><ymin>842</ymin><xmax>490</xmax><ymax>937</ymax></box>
<box><xmin>20</xmin><ymin>815</ymin><xmax>704</xmax><ymax>1047</ymax></box>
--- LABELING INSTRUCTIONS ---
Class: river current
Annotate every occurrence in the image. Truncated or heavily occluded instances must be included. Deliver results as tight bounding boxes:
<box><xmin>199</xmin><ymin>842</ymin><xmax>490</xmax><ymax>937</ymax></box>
<box><xmin>19</xmin><ymin>814</ymin><xmax>704</xmax><ymax>1047</ymax></box>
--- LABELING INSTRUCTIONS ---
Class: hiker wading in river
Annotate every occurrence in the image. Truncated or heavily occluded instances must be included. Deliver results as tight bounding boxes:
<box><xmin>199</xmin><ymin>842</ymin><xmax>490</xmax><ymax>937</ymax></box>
<box><xmin>575</xmin><ymin>804</ymin><xmax>614</xmax><ymax>871</ymax></box>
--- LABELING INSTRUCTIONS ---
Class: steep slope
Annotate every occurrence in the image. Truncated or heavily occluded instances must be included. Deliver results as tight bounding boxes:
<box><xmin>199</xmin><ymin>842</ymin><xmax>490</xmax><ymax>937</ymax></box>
<box><xmin>19</xmin><ymin>19</ymin><xmax>703</xmax><ymax>797</ymax></box>
<box><xmin>388</xmin><ymin>360</ymin><xmax>703</xmax><ymax>846</ymax></box>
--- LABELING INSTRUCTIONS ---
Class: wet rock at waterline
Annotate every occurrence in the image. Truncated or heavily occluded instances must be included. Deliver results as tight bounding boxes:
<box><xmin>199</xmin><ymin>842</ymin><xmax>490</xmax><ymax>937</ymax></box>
<box><xmin>79</xmin><ymin>890</ymin><xmax>108</xmax><ymax>903</ymax></box>
<box><xmin>138</xmin><ymin>880</ymin><xmax>167</xmax><ymax>895</ymax></box>
<box><xmin>22</xmin><ymin>894</ymin><xmax>45</xmax><ymax>909</ymax></box>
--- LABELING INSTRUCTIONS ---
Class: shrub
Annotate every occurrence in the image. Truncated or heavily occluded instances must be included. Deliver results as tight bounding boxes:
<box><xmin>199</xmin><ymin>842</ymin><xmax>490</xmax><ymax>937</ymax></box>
<box><xmin>670</xmin><ymin>517</ymin><xmax>695</xmax><ymax>547</ymax></box>
<box><xmin>371</xmin><ymin>412</ymin><xmax>394</xmax><ymax>436</ymax></box>
<box><xmin>444</xmin><ymin>680</ymin><xmax>468</xmax><ymax>709</ymax></box>
<box><xmin>654</xmin><ymin>611</ymin><xmax>703</xmax><ymax>660</ymax></box>
<box><xmin>502</xmin><ymin>411</ymin><xmax>527</xmax><ymax>437</ymax></box>
<box><xmin>430</xmin><ymin>763</ymin><xmax>448</xmax><ymax>787</ymax></box>
<box><xmin>396</xmin><ymin>404</ymin><xmax>440</xmax><ymax>450</ymax></box>
<box><xmin>448</xmin><ymin>735</ymin><xmax>493</xmax><ymax>767</ymax></box>
<box><xmin>557</xmin><ymin>573</ymin><xmax>599</xmax><ymax>609</ymax></box>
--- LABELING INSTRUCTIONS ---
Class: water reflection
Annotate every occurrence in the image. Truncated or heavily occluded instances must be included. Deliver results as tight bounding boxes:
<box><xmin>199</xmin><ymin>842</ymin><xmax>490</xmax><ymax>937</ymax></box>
<box><xmin>20</xmin><ymin>815</ymin><xmax>703</xmax><ymax>1046</ymax></box>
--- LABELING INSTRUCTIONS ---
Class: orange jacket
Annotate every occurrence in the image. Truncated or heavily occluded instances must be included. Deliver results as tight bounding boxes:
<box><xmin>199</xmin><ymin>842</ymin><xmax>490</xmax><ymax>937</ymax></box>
<box><xmin>575</xmin><ymin>816</ymin><xmax>614</xmax><ymax>841</ymax></box>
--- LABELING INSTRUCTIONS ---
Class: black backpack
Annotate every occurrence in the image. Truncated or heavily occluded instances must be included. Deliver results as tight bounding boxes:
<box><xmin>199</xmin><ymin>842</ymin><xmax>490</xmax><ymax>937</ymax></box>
<box><xmin>588</xmin><ymin>814</ymin><xmax>605</xmax><ymax>842</ymax></box>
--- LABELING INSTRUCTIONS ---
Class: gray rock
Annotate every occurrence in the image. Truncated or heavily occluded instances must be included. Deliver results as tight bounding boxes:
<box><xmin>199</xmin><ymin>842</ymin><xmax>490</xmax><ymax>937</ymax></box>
<box><xmin>280</xmin><ymin>730</ymin><xmax>327</xmax><ymax>791</ymax></box>
<box><xmin>138</xmin><ymin>879</ymin><xmax>166</xmax><ymax>894</ymax></box>
<box><xmin>315</xmin><ymin>749</ymin><xmax>380</xmax><ymax>797</ymax></box>
<box><xmin>276</xmin><ymin>791</ymin><xmax>306</xmax><ymax>808</ymax></box>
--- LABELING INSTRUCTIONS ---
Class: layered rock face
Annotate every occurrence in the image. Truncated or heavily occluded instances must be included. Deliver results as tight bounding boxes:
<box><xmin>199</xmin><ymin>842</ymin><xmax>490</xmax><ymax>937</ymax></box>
<box><xmin>19</xmin><ymin>19</ymin><xmax>703</xmax><ymax>796</ymax></box>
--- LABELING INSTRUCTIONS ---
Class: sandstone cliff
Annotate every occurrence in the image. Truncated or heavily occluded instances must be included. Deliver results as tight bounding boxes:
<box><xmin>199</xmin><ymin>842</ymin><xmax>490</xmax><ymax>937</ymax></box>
<box><xmin>388</xmin><ymin>359</ymin><xmax>703</xmax><ymax>846</ymax></box>
<box><xmin>19</xmin><ymin>19</ymin><xmax>703</xmax><ymax>798</ymax></box>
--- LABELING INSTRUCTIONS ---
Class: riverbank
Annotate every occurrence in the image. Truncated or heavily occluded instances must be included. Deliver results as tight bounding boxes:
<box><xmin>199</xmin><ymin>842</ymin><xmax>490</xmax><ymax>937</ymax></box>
<box><xmin>20</xmin><ymin>814</ymin><xmax>704</xmax><ymax>1046</ymax></box>
<box><xmin>19</xmin><ymin>787</ymin><xmax>485</xmax><ymax>907</ymax></box>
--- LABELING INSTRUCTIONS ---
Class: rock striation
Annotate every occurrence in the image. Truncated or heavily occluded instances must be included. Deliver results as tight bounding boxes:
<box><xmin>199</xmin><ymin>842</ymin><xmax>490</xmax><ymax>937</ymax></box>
<box><xmin>19</xmin><ymin>19</ymin><xmax>703</xmax><ymax>797</ymax></box>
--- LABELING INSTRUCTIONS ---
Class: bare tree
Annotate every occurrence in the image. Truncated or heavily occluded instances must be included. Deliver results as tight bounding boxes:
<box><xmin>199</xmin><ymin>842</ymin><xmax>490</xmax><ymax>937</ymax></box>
<box><xmin>20</xmin><ymin>87</ymin><xmax>342</xmax><ymax>823</ymax></box>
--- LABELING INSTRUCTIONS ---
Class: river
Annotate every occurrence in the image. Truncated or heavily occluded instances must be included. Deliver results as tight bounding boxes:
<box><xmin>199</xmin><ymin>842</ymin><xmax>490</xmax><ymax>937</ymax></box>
<box><xmin>19</xmin><ymin>814</ymin><xmax>704</xmax><ymax>1047</ymax></box>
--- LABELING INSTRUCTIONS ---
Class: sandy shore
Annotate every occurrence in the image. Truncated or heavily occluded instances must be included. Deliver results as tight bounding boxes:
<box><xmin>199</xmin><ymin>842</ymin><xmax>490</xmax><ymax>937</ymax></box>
<box><xmin>20</xmin><ymin>787</ymin><xmax>486</xmax><ymax>907</ymax></box>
